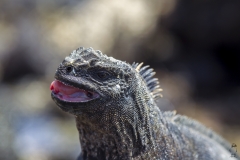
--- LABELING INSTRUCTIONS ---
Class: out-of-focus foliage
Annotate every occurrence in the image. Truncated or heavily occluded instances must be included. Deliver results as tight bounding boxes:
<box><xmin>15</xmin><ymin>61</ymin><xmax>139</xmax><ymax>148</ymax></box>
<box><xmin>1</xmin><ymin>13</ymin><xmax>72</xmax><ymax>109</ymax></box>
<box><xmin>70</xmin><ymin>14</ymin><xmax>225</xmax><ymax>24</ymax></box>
<box><xmin>0</xmin><ymin>0</ymin><xmax>239</xmax><ymax>159</ymax></box>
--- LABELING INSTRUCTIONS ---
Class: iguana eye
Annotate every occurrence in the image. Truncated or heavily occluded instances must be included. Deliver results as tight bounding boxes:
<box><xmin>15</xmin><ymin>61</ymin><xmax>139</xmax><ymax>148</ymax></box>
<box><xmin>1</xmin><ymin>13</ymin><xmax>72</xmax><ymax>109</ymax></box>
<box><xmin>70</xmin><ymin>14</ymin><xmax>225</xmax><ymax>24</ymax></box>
<box><xmin>96</xmin><ymin>71</ymin><xmax>110</xmax><ymax>80</ymax></box>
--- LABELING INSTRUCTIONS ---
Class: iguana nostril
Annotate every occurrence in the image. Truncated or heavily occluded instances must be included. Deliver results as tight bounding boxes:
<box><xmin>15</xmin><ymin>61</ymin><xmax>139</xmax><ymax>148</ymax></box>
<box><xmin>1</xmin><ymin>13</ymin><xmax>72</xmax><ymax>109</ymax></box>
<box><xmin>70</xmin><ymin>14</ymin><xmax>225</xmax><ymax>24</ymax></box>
<box><xmin>66</xmin><ymin>66</ymin><xmax>73</xmax><ymax>72</ymax></box>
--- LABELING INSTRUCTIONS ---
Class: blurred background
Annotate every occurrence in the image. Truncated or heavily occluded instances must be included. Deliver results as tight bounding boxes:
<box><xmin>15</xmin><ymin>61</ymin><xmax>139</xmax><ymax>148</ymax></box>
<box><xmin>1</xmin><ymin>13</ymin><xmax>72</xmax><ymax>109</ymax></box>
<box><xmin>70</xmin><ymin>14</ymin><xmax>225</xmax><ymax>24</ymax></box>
<box><xmin>0</xmin><ymin>0</ymin><xmax>240</xmax><ymax>159</ymax></box>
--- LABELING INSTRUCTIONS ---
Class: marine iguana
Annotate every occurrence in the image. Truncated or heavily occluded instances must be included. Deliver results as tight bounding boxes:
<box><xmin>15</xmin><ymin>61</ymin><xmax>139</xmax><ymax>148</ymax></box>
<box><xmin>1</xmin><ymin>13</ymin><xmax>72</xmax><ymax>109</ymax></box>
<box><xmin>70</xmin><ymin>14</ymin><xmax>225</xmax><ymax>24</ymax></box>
<box><xmin>50</xmin><ymin>47</ymin><xmax>239</xmax><ymax>160</ymax></box>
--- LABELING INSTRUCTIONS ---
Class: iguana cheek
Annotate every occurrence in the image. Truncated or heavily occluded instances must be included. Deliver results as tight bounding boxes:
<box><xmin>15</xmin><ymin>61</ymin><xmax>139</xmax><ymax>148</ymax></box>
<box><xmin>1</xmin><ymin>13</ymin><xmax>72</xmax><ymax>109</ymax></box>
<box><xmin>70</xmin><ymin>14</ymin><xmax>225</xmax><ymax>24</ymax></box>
<box><xmin>50</xmin><ymin>80</ymin><xmax>99</xmax><ymax>102</ymax></box>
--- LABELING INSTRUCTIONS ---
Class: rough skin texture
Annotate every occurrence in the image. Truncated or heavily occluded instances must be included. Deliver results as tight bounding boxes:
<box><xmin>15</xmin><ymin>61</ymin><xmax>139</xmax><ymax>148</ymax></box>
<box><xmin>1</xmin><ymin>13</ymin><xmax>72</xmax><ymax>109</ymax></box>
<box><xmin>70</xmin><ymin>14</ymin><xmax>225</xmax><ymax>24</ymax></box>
<box><xmin>51</xmin><ymin>47</ymin><xmax>240</xmax><ymax>160</ymax></box>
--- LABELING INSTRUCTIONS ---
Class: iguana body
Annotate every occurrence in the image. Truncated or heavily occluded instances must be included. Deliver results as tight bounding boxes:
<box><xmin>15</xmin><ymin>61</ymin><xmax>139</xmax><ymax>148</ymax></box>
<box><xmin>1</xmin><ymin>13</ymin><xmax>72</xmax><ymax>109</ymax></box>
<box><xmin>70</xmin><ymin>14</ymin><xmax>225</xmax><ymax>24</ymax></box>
<box><xmin>50</xmin><ymin>47</ymin><xmax>239</xmax><ymax>160</ymax></box>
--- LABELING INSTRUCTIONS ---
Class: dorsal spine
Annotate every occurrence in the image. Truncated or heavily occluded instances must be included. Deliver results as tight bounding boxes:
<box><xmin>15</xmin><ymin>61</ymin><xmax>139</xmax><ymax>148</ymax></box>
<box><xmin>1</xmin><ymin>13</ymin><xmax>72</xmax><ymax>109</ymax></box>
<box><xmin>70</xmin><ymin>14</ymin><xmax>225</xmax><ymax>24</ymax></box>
<box><xmin>132</xmin><ymin>62</ymin><xmax>162</xmax><ymax>99</ymax></box>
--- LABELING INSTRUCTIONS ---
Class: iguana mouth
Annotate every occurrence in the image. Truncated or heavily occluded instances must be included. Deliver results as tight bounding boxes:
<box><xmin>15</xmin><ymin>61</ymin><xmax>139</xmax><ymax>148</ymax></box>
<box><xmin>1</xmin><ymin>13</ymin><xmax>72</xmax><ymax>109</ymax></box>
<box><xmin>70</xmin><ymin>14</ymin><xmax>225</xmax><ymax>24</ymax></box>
<box><xmin>50</xmin><ymin>80</ymin><xmax>100</xmax><ymax>102</ymax></box>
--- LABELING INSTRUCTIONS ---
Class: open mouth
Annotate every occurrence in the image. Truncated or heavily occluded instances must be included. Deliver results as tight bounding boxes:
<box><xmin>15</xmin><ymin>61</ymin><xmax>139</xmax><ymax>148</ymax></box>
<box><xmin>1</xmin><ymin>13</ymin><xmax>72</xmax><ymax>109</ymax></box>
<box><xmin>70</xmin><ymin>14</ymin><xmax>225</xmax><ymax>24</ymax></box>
<box><xmin>50</xmin><ymin>80</ymin><xmax>99</xmax><ymax>102</ymax></box>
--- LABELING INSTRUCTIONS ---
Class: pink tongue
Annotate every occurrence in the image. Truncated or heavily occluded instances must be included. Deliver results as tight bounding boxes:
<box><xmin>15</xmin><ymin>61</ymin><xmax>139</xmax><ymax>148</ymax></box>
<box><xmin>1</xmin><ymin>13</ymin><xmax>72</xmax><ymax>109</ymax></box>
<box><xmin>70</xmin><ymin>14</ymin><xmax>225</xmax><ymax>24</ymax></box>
<box><xmin>50</xmin><ymin>80</ymin><xmax>82</xmax><ymax>95</ymax></box>
<box><xmin>50</xmin><ymin>80</ymin><xmax>99</xmax><ymax>102</ymax></box>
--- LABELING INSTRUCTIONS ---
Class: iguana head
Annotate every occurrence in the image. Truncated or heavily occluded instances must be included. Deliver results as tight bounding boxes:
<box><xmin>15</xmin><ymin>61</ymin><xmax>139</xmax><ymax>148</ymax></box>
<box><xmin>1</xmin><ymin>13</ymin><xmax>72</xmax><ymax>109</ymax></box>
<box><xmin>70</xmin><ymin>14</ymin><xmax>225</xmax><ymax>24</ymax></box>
<box><xmin>51</xmin><ymin>47</ymin><xmax>132</xmax><ymax>115</ymax></box>
<box><xmin>51</xmin><ymin>47</ymin><xmax>161</xmax><ymax>118</ymax></box>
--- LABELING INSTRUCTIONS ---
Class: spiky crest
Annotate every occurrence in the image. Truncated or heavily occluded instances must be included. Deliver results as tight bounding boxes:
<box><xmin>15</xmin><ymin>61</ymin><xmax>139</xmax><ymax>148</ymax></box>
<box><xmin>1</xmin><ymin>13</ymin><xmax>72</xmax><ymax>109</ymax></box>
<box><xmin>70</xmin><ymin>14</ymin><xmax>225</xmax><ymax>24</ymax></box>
<box><xmin>132</xmin><ymin>62</ymin><xmax>163</xmax><ymax>99</ymax></box>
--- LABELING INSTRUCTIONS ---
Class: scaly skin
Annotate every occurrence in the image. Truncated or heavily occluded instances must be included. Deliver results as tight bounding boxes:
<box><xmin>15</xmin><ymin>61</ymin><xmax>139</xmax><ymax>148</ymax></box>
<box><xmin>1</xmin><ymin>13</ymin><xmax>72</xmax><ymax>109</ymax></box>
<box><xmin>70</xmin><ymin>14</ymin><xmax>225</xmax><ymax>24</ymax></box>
<box><xmin>51</xmin><ymin>47</ymin><xmax>239</xmax><ymax>160</ymax></box>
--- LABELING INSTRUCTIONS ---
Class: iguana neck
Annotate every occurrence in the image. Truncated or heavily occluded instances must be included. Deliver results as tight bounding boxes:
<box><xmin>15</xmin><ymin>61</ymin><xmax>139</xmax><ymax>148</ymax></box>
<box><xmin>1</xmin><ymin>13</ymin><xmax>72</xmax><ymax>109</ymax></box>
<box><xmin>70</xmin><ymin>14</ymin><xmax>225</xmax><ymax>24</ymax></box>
<box><xmin>75</xmin><ymin>97</ymin><xmax>178</xmax><ymax>160</ymax></box>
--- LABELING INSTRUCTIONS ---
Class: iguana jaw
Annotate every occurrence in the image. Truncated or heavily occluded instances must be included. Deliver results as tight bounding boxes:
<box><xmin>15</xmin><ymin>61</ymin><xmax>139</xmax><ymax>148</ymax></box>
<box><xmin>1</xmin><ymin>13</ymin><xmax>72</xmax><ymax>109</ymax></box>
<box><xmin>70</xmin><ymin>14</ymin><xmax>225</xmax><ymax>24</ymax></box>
<box><xmin>50</xmin><ymin>80</ymin><xmax>100</xmax><ymax>103</ymax></box>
